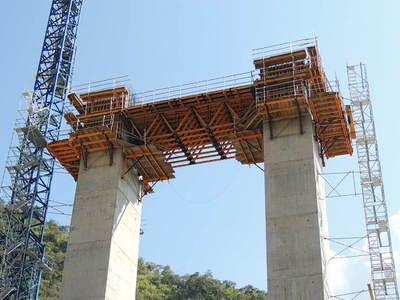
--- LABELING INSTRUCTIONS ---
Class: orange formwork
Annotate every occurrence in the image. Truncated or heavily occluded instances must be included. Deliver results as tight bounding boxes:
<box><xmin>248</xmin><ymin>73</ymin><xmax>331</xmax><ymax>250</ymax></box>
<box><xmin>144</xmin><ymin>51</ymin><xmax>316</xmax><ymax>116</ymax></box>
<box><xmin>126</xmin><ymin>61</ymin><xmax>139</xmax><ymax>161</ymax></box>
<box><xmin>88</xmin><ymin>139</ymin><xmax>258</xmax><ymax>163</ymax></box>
<box><xmin>47</xmin><ymin>42</ymin><xmax>354</xmax><ymax>187</ymax></box>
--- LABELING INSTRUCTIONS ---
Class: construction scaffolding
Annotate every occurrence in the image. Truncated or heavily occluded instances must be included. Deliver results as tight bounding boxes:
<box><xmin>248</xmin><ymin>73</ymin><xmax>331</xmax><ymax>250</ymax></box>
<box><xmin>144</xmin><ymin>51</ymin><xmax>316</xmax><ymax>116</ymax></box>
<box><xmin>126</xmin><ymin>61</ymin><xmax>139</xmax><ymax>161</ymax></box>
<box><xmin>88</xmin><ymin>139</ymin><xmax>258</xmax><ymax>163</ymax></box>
<box><xmin>253</xmin><ymin>38</ymin><xmax>353</xmax><ymax>159</ymax></box>
<box><xmin>347</xmin><ymin>63</ymin><xmax>399</xmax><ymax>299</ymax></box>
<box><xmin>47</xmin><ymin>38</ymin><xmax>354</xmax><ymax>189</ymax></box>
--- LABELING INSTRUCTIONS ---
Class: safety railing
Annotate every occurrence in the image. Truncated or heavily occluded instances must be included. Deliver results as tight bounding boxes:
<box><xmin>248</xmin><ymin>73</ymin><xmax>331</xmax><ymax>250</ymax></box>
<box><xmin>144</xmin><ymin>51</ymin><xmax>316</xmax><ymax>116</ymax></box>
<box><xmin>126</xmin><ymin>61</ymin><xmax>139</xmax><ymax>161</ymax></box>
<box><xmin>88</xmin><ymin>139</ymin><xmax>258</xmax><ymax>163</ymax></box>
<box><xmin>55</xmin><ymin>114</ymin><xmax>143</xmax><ymax>148</ymax></box>
<box><xmin>70</xmin><ymin>75</ymin><xmax>130</xmax><ymax>95</ymax></box>
<box><xmin>252</xmin><ymin>37</ymin><xmax>316</xmax><ymax>61</ymax></box>
<box><xmin>255</xmin><ymin>79</ymin><xmax>308</xmax><ymax>103</ymax></box>
<box><xmin>131</xmin><ymin>71</ymin><xmax>258</xmax><ymax>105</ymax></box>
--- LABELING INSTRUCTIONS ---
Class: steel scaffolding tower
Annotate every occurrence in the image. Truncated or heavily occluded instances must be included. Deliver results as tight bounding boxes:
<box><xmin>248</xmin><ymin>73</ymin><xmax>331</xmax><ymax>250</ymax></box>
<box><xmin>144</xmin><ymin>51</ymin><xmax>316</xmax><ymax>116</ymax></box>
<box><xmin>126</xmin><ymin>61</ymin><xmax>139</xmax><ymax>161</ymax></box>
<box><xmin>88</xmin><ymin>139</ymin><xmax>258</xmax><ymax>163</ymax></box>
<box><xmin>0</xmin><ymin>0</ymin><xmax>83</xmax><ymax>298</ymax></box>
<box><xmin>347</xmin><ymin>63</ymin><xmax>399</xmax><ymax>299</ymax></box>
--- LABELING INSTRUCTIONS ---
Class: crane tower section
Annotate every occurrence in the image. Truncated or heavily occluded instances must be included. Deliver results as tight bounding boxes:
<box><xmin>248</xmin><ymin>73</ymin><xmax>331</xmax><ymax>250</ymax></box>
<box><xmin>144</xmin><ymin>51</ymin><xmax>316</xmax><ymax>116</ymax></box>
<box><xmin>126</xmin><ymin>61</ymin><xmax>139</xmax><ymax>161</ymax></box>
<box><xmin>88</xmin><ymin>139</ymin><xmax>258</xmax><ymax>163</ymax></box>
<box><xmin>347</xmin><ymin>64</ymin><xmax>399</xmax><ymax>299</ymax></box>
<box><xmin>0</xmin><ymin>0</ymin><xmax>83</xmax><ymax>298</ymax></box>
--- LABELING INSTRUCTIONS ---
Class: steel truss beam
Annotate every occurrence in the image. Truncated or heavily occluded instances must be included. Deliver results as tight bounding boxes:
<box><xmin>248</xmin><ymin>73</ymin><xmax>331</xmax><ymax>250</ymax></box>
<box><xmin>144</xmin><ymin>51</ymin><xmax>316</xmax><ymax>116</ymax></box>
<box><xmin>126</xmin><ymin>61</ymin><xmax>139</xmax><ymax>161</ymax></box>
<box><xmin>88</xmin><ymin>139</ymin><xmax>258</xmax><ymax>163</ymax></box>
<box><xmin>145</xmin><ymin>103</ymin><xmax>257</xmax><ymax>167</ymax></box>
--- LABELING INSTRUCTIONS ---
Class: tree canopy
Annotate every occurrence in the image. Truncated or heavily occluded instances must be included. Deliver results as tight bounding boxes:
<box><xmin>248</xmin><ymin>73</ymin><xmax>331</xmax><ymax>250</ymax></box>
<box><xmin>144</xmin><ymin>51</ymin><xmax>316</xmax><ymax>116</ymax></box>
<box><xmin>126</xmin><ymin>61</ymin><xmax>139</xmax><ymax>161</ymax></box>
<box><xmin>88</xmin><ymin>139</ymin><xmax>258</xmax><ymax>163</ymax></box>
<box><xmin>136</xmin><ymin>258</ymin><xmax>268</xmax><ymax>300</ymax></box>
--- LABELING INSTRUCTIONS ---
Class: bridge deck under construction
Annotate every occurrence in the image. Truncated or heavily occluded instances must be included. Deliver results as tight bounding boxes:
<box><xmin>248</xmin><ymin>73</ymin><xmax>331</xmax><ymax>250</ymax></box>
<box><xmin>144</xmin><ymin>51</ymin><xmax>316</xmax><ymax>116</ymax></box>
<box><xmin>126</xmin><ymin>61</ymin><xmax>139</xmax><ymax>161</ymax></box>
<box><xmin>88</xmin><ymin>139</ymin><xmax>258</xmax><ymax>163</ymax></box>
<box><xmin>47</xmin><ymin>44</ymin><xmax>354</xmax><ymax>185</ymax></box>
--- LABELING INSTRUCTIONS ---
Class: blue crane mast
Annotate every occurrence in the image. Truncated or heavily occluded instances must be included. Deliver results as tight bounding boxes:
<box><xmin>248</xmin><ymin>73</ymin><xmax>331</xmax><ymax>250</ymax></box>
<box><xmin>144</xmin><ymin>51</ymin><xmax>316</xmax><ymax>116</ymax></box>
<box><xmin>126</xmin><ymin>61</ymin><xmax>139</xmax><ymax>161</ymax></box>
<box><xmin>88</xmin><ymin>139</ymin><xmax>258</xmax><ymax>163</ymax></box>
<box><xmin>0</xmin><ymin>0</ymin><xmax>83</xmax><ymax>298</ymax></box>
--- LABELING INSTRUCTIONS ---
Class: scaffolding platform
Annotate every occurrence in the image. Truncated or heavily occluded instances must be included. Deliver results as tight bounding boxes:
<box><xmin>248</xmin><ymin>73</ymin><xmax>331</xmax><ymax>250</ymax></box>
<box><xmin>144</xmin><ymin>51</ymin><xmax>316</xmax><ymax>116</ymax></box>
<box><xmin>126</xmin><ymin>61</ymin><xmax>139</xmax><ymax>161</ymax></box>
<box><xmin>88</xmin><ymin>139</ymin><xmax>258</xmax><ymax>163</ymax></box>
<box><xmin>15</xmin><ymin>125</ymin><xmax>47</xmax><ymax>148</ymax></box>
<box><xmin>122</xmin><ymin>144</ymin><xmax>175</xmax><ymax>182</ymax></box>
<box><xmin>47</xmin><ymin>139</ymin><xmax>80</xmax><ymax>180</ymax></box>
<box><xmin>47</xmin><ymin>42</ymin><xmax>354</xmax><ymax>185</ymax></box>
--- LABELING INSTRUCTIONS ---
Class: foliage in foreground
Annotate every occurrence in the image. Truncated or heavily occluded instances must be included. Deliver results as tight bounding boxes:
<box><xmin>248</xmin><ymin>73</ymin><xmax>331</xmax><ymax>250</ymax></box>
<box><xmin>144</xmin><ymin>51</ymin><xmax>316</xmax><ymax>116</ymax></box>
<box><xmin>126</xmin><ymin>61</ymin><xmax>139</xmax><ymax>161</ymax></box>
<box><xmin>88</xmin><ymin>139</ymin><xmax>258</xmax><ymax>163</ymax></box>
<box><xmin>38</xmin><ymin>221</ymin><xmax>267</xmax><ymax>299</ymax></box>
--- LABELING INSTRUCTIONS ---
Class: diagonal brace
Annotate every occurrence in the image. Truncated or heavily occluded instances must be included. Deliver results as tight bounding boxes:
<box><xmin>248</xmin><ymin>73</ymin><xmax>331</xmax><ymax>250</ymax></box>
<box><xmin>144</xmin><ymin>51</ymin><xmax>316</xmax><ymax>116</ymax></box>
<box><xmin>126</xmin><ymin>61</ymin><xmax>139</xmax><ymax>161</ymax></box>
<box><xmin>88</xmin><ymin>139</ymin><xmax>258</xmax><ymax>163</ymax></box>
<box><xmin>191</xmin><ymin>108</ymin><xmax>227</xmax><ymax>159</ymax></box>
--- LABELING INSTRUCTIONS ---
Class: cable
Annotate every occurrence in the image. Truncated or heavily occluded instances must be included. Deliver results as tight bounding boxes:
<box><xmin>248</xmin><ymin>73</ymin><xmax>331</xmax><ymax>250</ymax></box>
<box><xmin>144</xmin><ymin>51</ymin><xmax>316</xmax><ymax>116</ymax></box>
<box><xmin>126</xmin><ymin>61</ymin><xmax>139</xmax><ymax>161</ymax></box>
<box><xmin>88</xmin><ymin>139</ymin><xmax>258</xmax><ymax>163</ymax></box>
<box><xmin>169</xmin><ymin>166</ymin><xmax>241</xmax><ymax>205</ymax></box>
<box><xmin>326</xmin><ymin>236</ymin><xmax>365</xmax><ymax>240</ymax></box>
<box><xmin>330</xmin><ymin>289</ymin><xmax>369</xmax><ymax>299</ymax></box>
<box><xmin>253</xmin><ymin>163</ymin><xmax>264</xmax><ymax>172</ymax></box>
<box><xmin>47</xmin><ymin>211</ymin><xmax>72</xmax><ymax>216</ymax></box>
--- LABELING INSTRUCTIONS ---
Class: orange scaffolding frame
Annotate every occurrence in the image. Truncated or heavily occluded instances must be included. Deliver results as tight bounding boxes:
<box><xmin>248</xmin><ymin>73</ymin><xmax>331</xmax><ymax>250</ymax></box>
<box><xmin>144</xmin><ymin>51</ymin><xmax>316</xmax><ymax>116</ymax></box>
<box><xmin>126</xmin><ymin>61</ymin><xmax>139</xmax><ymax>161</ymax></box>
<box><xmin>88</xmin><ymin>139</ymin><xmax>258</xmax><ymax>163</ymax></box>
<box><xmin>47</xmin><ymin>42</ymin><xmax>354</xmax><ymax>189</ymax></box>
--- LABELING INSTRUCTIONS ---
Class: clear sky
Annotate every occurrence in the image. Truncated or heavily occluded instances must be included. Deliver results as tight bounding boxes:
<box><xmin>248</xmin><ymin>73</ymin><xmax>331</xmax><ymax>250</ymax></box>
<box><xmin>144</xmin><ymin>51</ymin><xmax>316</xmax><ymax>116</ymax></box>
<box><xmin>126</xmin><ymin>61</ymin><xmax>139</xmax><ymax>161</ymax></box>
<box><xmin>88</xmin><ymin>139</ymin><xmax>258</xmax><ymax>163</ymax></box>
<box><xmin>1</xmin><ymin>1</ymin><xmax>400</xmax><ymax>298</ymax></box>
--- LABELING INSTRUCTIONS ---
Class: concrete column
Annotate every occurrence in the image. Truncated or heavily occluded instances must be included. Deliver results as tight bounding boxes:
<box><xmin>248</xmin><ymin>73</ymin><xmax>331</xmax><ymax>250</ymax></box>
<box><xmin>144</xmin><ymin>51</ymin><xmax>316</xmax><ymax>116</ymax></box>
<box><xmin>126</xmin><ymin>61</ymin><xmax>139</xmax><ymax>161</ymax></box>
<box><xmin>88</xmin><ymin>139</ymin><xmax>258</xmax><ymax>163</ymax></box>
<box><xmin>264</xmin><ymin>116</ymin><xmax>330</xmax><ymax>300</ymax></box>
<box><xmin>60</xmin><ymin>149</ymin><xmax>142</xmax><ymax>300</ymax></box>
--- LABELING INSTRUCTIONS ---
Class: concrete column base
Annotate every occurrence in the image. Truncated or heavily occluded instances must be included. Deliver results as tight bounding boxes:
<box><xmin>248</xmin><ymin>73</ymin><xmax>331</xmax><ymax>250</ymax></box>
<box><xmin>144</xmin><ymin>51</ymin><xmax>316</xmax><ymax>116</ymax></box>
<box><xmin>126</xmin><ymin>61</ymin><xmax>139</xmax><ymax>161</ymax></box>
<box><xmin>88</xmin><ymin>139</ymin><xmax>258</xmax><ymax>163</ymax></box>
<box><xmin>60</xmin><ymin>149</ymin><xmax>142</xmax><ymax>300</ymax></box>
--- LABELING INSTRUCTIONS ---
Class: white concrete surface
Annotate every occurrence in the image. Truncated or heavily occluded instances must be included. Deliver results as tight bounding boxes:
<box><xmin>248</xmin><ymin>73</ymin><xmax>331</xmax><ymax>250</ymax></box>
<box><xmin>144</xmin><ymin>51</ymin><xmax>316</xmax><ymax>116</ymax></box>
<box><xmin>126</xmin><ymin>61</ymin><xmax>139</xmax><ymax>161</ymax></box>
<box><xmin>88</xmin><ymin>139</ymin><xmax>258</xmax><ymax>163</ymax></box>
<box><xmin>264</xmin><ymin>117</ymin><xmax>330</xmax><ymax>300</ymax></box>
<box><xmin>60</xmin><ymin>149</ymin><xmax>142</xmax><ymax>300</ymax></box>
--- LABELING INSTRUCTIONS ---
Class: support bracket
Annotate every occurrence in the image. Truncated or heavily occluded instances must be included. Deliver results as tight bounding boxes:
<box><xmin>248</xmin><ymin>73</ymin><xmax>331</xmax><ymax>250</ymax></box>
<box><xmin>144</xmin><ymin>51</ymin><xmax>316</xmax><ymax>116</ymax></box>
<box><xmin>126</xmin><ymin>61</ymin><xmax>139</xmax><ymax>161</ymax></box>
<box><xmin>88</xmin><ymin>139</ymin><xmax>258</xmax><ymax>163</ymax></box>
<box><xmin>105</xmin><ymin>135</ymin><xmax>114</xmax><ymax>166</ymax></box>
<box><xmin>263</xmin><ymin>102</ymin><xmax>274</xmax><ymax>139</ymax></box>
<box><xmin>294</xmin><ymin>96</ymin><xmax>303</xmax><ymax>135</ymax></box>
<box><xmin>80</xmin><ymin>144</ymin><xmax>88</xmax><ymax>170</ymax></box>
<box><xmin>121</xmin><ymin>154</ymin><xmax>144</xmax><ymax>180</ymax></box>
<box><xmin>140</xmin><ymin>180</ymin><xmax>159</xmax><ymax>202</ymax></box>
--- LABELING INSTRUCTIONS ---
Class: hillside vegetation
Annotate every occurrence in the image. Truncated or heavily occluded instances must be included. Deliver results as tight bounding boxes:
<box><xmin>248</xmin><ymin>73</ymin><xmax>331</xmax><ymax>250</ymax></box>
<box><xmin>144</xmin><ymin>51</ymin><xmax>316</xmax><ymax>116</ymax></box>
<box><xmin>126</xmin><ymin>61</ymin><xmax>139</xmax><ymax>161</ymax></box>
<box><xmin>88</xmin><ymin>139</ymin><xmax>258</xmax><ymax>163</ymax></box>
<box><xmin>38</xmin><ymin>220</ymin><xmax>268</xmax><ymax>299</ymax></box>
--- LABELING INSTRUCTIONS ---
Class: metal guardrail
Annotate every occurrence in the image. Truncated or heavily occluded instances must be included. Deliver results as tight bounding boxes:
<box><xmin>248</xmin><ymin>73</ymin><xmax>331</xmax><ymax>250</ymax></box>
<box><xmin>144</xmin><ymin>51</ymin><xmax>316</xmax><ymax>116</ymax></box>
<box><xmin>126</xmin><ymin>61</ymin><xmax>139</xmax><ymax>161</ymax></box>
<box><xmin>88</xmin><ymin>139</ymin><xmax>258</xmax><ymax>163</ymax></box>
<box><xmin>70</xmin><ymin>75</ymin><xmax>130</xmax><ymax>94</ymax></box>
<box><xmin>67</xmin><ymin>71</ymin><xmax>259</xmax><ymax>108</ymax></box>
<box><xmin>130</xmin><ymin>71</ymin><xmax>258</xmax><ymax>106</ymax></box>
<box><xmin>252</xmin><ymin>37</ymin><xmax>316</xmax><ymax>60</ymax></box>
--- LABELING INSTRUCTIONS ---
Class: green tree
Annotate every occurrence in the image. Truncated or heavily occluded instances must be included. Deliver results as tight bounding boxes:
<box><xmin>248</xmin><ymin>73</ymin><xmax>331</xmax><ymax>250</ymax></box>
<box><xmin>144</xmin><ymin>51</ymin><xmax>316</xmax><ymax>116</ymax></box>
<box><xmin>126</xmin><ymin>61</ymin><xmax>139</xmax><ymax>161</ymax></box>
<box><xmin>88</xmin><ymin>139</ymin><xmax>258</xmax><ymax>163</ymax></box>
<box><xmin>39</xmin><ymin>220</ymin><xmax>69</xmax><ymax>300</ymax></box>
<box><xmin>239</xmin><ymin>285</ymin><xmax>268</xmax><ymax>300</ymax></box>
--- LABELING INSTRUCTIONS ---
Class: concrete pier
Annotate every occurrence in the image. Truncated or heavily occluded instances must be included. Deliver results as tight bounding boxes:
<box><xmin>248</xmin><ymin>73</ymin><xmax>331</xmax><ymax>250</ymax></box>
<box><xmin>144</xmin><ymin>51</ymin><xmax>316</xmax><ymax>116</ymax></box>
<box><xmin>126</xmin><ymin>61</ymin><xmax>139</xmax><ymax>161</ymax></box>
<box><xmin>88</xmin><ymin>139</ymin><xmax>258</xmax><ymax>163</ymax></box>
<box><xmin>264</xmin><ymin>117</ymin><xmax>330</xmax><ymax>299</ymax></box>
<box><xmin>60</xmin><ymin>149</ymin><xmax>142</xmax><ymax>300</ymax></box>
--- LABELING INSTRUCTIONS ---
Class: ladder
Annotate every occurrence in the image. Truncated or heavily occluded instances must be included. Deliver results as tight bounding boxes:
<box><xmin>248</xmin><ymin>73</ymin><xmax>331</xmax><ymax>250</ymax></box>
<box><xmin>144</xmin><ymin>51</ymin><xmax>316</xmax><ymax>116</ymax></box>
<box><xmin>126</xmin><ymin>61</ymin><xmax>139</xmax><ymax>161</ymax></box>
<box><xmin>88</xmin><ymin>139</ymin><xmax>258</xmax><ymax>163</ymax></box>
<box><xmin>347</xmin><ymin>63</ymin><xmax>399</xmax><ymax>299</ymax></box>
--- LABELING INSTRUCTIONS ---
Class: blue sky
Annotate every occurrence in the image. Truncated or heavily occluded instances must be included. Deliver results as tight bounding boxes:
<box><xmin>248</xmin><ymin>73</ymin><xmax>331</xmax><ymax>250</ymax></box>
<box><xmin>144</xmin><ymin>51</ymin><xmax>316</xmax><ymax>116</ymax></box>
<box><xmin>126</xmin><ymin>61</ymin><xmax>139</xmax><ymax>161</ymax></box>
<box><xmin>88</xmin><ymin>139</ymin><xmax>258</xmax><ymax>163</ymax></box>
<box><xmin>1</xmin><ymin>1</ymin><xmax>400</xmax><ymax>298</ymax></box>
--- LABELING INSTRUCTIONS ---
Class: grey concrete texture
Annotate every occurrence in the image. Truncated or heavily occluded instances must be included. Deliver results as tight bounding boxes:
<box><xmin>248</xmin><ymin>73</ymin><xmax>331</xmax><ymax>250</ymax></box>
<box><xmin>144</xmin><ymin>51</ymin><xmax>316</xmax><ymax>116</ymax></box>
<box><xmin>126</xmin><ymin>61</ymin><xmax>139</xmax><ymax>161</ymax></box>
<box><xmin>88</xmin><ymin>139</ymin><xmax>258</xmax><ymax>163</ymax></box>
<box><xmin>60</xmin><ymin>149</ymin><xmax>142</xmax><ymax>300</ymax></box>
<box><xmin>264</xmin><ymin>117</ymin><xmax>331</xmax><ymax>300</ymax></box>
